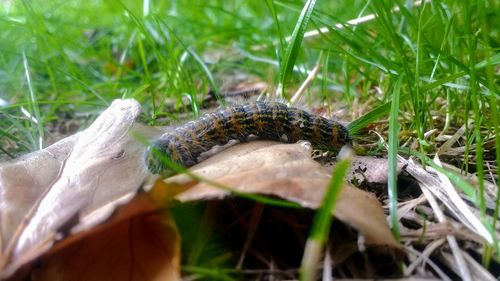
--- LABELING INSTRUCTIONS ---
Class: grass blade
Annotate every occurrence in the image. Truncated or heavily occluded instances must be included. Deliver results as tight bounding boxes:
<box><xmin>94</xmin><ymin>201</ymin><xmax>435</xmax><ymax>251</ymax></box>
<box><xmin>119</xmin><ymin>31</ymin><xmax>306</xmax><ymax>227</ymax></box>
<box><xmin>300</xmin><ymin>157</ymin><xmax>350</xmax><ymax>281</ymax></box>
<box><xmin>22</xmin><ymin>52</ymin><xmax>44</xmax><ymax>150</ymax></box>
<box><xmin>277</xmin><ymin>0</ymin><xmax>317</xmax><ymax>98</ymax></box>
<box><xmin>265</xmin><ymin>0</ymin><xmax>285</xmax><ymax>55</ymax></box>
<box><xmin>388</xmin><ymin>75</ymin><xmax>403</xmax><ymax>241</ymax></box>
<box><xmin>187</xmin><ymin>48</ymin><xmax>224</xmax><ymax>109</ymax></box>
<box><xmin>347</xmin><ymin>93</ymin><xmax>410</xmax><ymax>136</ymax></box>
<box><xmin>480</xmin><ymin>0</ymin><xmax>500</xmax><ymax>264</ymax></box>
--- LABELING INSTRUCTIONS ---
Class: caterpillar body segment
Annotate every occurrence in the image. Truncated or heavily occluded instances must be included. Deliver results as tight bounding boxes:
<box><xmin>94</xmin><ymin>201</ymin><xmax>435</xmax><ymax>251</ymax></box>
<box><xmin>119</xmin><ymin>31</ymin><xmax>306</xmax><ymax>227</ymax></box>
<box><xmin>147</xmin><ymin>101</ymin><xmax>350</xmax><ymax>174</ymax></box>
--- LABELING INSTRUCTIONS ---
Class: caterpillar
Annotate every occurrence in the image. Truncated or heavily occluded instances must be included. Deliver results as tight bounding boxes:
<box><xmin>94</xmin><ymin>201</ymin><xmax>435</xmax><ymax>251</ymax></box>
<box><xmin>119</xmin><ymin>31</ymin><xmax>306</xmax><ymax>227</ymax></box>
<box><xmin>146</xmin><ymin>101</ymin><xmax>351</xmax><ymax>175</ymax></box>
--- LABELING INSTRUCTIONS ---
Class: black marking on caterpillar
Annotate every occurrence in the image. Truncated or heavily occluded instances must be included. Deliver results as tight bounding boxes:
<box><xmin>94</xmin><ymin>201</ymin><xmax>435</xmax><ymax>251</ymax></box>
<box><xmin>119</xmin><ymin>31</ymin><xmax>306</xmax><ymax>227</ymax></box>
<box><xmin>146</xmin><ymin>101</ymin><xmax>351</xmax><ymax>175</ymax></box>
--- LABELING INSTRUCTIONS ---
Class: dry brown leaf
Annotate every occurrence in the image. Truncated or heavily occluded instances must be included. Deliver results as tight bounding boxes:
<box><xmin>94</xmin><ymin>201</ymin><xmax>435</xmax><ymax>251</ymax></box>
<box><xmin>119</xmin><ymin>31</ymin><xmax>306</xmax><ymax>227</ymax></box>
<box><xmin>0</xmin><ymin>99</ymin><xmax>165</xmax><ymax>279</ymax></box>
<box><xmin>343</xmin><ymin>156</ymin><xmax>406</xmax><ymax>185</ymax></box>
<box><xmin>0</xmin><ymin>133</ymin><xmax>80</xmax><ymax>249</ymax></box>
<box><xmin>155</xmin><ymin>140</ymin><xmax>400</xmax><ymax>249</ymax></box>
<box><xmin>10</xmin><ymin>195</ymin><xmax>180</xmax><ymax>281</ymax></box>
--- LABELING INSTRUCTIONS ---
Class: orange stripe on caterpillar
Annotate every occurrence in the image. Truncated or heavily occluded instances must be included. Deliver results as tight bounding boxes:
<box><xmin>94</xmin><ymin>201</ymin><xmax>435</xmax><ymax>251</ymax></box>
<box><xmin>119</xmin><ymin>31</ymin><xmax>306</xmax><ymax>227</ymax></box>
<box><xmin>146</xmin><ymin>101</ymin><xmax>350</xmax><ymax>174</ymax></box>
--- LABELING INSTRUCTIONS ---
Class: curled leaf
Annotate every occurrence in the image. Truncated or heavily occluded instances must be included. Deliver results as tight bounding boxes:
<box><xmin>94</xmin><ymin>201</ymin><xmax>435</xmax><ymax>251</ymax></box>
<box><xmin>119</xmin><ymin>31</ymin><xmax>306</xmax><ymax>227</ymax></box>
<box><xmin>0</xmin><ymin>99</ymin><xmax>162</xmax><ymax>279</ymax></box>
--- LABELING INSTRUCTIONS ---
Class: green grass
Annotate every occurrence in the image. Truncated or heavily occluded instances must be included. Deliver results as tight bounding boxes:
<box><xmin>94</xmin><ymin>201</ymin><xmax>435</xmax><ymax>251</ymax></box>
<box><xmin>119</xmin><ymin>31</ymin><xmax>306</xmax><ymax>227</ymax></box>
<box><xmin>1</xmin><ymin>0</ymin><xmax>499</xmax><ymax>279</ymax></box>
<box><xmin>277</xmin><ymin>0</ymin><xmax>317</xmax><ymax>98</ymax></box>
<box><xmin>300</xmin><ymin>156</ymin><xmax>350</xmax><ymax>281</ymax></box>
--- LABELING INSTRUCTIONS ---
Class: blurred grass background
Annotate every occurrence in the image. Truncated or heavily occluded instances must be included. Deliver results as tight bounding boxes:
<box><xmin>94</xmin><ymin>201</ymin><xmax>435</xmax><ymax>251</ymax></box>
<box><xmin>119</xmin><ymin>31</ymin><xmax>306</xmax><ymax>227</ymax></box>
<box><xmin>1</xmin><ymin>0</ymin><xmax>498</xmax><ymax>155</ymax></box>
<box><xmin>1</xmin><ymin>0</ymin><xmax>363</xmax><ymax>152</ymax></box>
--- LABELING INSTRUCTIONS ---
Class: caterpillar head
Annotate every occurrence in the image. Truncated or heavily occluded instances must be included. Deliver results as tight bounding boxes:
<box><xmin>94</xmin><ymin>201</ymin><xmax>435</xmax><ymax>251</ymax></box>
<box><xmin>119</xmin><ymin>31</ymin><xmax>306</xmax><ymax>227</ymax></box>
<box><xmin>145</xmin><ymin>142</ymin><xmax>176</xmax><ymax>176</ymax></box>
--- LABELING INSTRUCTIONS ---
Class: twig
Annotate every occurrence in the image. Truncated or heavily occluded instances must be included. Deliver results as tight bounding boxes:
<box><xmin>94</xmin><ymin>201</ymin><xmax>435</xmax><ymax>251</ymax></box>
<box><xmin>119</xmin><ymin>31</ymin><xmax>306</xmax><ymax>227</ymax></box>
<box><xmin>290</xmin><ymin>62</ymin><xmax>321</xmax><ymax>105</ymax></box>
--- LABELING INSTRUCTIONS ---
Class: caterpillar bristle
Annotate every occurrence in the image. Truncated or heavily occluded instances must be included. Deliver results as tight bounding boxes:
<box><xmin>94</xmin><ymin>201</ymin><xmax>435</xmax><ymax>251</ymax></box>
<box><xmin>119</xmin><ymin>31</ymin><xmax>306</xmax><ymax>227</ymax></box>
<box><xmin>147</xmin><ymin>101</ymin><xmax>350</xmax><ymax>174</ymax></box>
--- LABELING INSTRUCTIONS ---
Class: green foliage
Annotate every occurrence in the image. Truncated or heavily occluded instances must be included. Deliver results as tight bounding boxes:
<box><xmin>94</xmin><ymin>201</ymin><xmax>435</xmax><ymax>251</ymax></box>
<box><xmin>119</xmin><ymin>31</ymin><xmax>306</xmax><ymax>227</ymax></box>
<box><xmin>277</xmin><ymin>0</ymin><xmax>317</xmax><ymax>98</ymax></box>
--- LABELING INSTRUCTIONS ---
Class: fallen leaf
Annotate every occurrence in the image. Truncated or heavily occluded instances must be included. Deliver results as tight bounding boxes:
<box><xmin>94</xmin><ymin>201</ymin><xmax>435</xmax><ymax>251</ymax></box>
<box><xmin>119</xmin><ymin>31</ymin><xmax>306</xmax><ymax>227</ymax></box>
<box><xmin>0</xmin><ymin>99</ymin><xmax>164</xmax><ymax>279</ymax></box>
<box><xmin>13</xmin><ymin>195</ymin><xmax>180</xmax><ymax>281</ymax></box>
<box><xmin>343</xmin><ymin>156</ymin><xmax>406</xmax><ymax>185</ymax></box>
<box><xmin>0</xmin><ymin>133</ymin><xmax>79</xmax><ymax>250</ymax></box>
<box><xmin>154</xmin><ymin>140</ymin><xmax>400</xmax><ymax>248</ymax></box>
